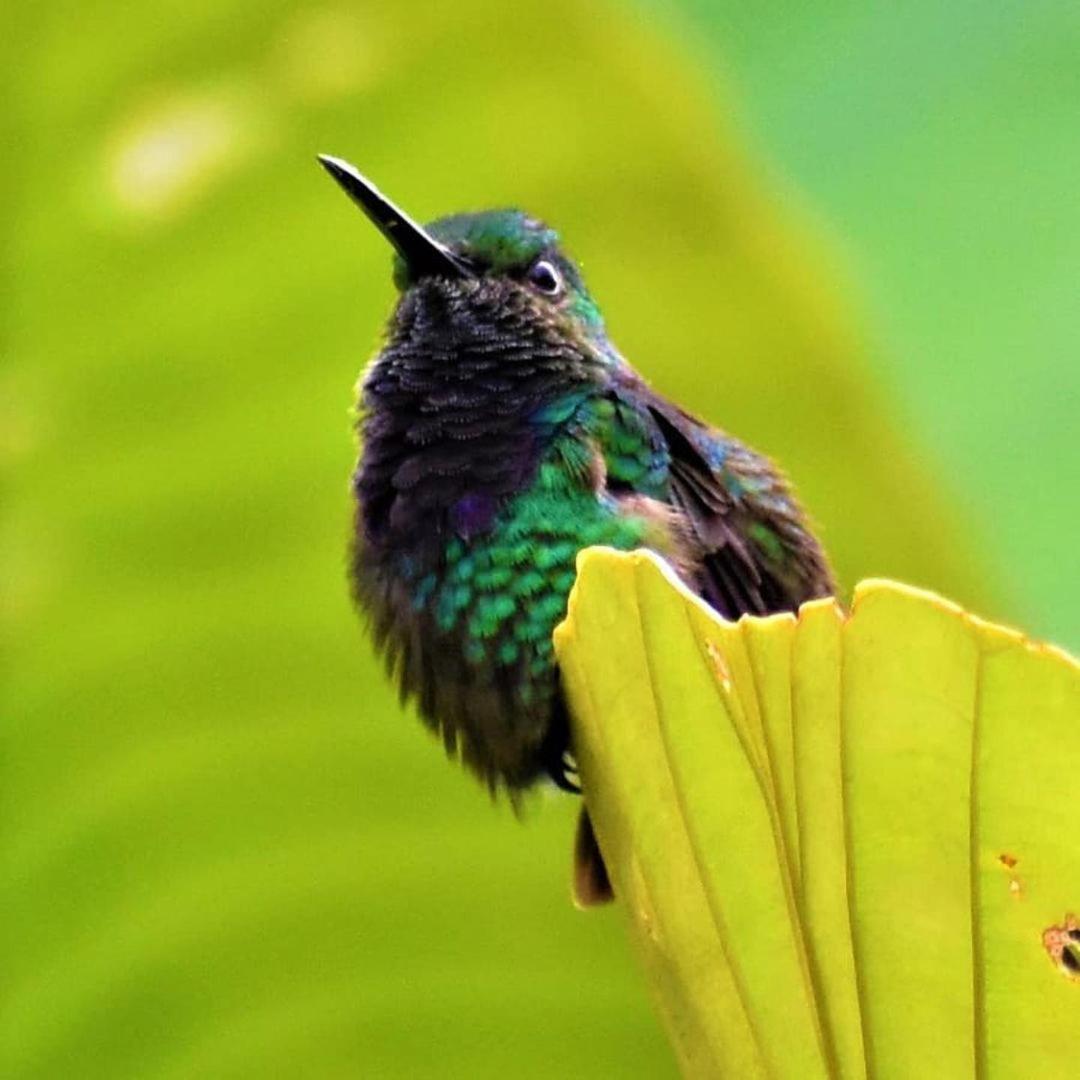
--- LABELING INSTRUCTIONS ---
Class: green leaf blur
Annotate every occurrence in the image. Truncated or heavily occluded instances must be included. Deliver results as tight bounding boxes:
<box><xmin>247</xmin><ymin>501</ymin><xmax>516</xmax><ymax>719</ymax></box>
<box><xmin>3</xmin><ymin>1</ymin><xmax>1074</xmax><ymax>1076</ymax></box>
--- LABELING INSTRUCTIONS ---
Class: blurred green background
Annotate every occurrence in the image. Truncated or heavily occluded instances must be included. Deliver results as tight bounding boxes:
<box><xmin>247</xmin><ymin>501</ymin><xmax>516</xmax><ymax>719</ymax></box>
<box><xmin>3</xmin><ymin>2</ymin><xmax>1077</xmax><ymax>1076</ymax></box>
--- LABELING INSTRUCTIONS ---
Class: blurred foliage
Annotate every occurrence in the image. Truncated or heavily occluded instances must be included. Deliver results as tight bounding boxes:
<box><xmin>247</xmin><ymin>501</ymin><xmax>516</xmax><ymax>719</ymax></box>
<box><xmin>666</xmin><ymin>0</ymin><xmax>1080</xmax><ymax>648</ymax></box>
<box><xmin>2</xmin><ymin>0</ymin><xmax>1074</xmax><ymax>1077</ymax></box>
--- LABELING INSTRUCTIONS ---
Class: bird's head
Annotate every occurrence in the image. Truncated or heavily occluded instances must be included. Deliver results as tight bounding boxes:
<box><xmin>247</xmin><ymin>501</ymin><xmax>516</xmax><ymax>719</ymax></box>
<box><xmin>317</xmin><ymin>155</ymin><xmax>608</xmax><ymax>355</ymax></box>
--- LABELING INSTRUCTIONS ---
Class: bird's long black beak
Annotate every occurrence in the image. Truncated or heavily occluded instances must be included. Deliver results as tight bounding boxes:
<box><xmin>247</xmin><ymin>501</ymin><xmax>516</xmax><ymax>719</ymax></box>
<box><xmin>317</xmin><ymin>154</ymin><xmax>474</xmax><ymax>281</ymax></box>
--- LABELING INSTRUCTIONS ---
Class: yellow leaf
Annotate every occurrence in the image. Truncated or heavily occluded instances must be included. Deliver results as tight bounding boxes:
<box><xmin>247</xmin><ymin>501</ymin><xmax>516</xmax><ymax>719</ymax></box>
<box><xmin>554</xmin><ymin>548</ymin><xmax>1080</xmax><ymax>1079</ymax></box>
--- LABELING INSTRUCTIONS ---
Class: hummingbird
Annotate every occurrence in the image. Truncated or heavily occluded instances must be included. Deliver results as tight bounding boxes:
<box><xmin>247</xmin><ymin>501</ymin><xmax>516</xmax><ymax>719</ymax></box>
<box><xmin>319</xmin><ymin>154</ymin><xmax>835</xmax><ymax>904</ymax></box>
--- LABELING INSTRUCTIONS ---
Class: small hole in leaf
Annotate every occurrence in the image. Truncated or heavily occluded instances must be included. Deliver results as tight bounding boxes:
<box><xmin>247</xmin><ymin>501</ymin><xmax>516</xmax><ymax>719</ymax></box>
<box><xmin>1043</xmin><ymin>914</ymin><xmax>1080</xmax><ymax>980</ymax></box>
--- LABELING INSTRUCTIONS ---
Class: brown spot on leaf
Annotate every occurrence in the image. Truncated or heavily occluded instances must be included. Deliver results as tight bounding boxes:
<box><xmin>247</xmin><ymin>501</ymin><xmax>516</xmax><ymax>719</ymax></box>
<box><xmin>997</xmin><ymin>853</ymin><xmax>1022</xmax><ymax>897</ymax></box>
<box><xmin>704</xmin><ymin>641</ymin><xmax>732</xmax><ymax>692</ymax></box>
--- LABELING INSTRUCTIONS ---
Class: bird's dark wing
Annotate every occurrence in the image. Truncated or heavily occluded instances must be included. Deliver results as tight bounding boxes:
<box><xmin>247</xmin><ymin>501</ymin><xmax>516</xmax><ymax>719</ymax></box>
<box><xmin>651</xmin><ymin>399</ymin><xmax>833</xmax><ymax>617</ymax></box>
<box><xmin>607</xmin><ymin>372</ymin><xmax>834</xmax><ymax>620</ymax></box>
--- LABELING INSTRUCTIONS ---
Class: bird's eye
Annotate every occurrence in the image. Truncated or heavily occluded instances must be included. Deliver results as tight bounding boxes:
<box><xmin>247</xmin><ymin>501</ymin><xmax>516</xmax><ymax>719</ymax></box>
<box><xmin>527</xmin><ymin>259</ymin><xmax>563</xmax><ymax>296</ymax></box>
